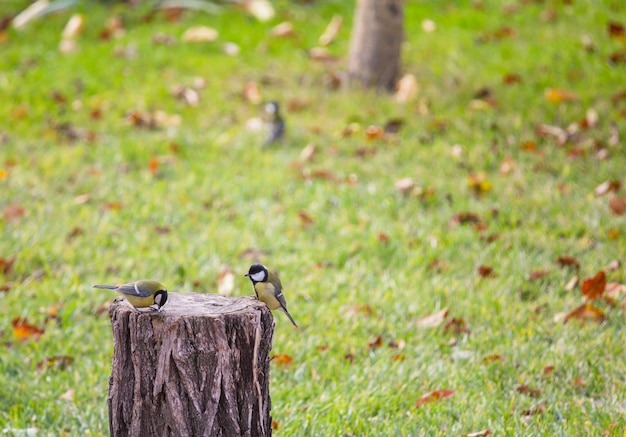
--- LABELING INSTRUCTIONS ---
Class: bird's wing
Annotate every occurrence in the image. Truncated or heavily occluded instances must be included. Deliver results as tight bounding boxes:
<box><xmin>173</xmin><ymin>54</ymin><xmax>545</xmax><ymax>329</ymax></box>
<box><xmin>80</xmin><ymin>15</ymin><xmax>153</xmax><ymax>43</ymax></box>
<box><xmin>116</xmin><ymin>282</ymin><xmax>151</xmax><ymax>297</ymax></box>
<box><xmin>268</xmin><ymin>273</ymin><xmax>289</xmax><ymax>311</ymax></box>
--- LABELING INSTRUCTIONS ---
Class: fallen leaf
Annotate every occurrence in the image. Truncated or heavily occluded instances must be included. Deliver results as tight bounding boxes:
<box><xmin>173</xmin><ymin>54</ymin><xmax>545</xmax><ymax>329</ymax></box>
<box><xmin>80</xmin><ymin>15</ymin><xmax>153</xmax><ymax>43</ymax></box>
<box><xmin>564</xmin><ymin>303</ymin><xmax>606</xmax><ymax>324</ymax></box>
<box><xmin>522</xmin><ymin>401</ymin><xmax>546</xmax><ymax>416</ymax></box>
<box><xmin>59</xmin><ymin>388</ymin><xmax>74</xmax><ymax>402</ymax></box>
<box><xmin>101</xmin><ymin>201</ymin><xmax>122</xmax><ymax>212</ymax></box>
<box><xmin>270</xmin><ymin>22</ymin><xmax>294</xmax><ymax>38</ymax></box>
<box><xmin>462</xmin><ymin>430</ymin><xmax>492</xmax><ymax>437</ymax></box>
<box><xmin>100</xmin><ymin>15</ymin><xmax>125</xmax><ymax>40</ymax></box>
<box><xmin>36</xmin><ymin>355</ymin><xmax>75</xmax><ymax>372</ymax></box>
<box><xmin>395</xmin><ymin>177</ymin><xmax>415</xmax><ymax>196</ymax></box>
<box><xmin>528</xmin><ymin>270</ymin><xmax>550</xmax><ymax>281</ymax></box>
<box><xmin>346</xmin><ymin>304</ymin><xmax>374</xmax><ymax>317</ymax></box>
<box><xmin>272</xmin><ymin>353</ymin><xmax>293</xmax><ymax>367</ymax></box>
<box><xmin>449</xmin><ymin>212</ymin><xmax>481</xmax><ymax>226</ymax></box>
<box><xmin>344</xmin><ymin>352</ymin><xmax>356</xmax><ymax>363</ymax></box>
<box><xmin>478</xmin><ymin>265</ymin><xmax>496</xmax><ymax>278</ymax></box>
<box><xmin>61</xmin><ymin>14</ymin><xmax>84</xmax><ymax>40</ymax></box>
<box><xmin>388</xmin><ymin>339</ymin><xmax>405</xmax><ymax>349</ymax></box>
<box><xmin>308</xmin><ymin>47</ymin><xmax>337</xmax><ymax>62</ymax></box>
<box><xmin>182</xmin><ymin>26</ymin><xmax>218</xmax><ymax>43</ymax></box>
<box><xmin>297</xmin><ymin>210</ymin><xmax>314</xmax><ymax>227</ymax></box>
<box><xmin>272</xmin><ymin>420</ymin><xmax>279</xmax><ymax>430</ymax></box>
<box><xmin>481</xmin><ymin>354</ymin><xmax>505</xmax><ymax>364</ymax></box>
<box><xmin>444</xmin><ymin>317</ymin><xmax>470</xmax><ymax>335</ymax></box>
<box><xmin>545</xmin><ymin>88</ymin><xmax>578</xmax><ymax>104</ymax></box>
<box><xmin>217</xmin><ymin>265</ymin><xmax>235</xmax><ymax>295</ymax></box>
<box><xmin>391</xmin><ymin>354</ymin><xmax>406</xmax><ymax>362</ymax></box>
<box><xmin>3</xmin><ymin>204</ymin><xmax>25</xmax><ymax>222</ymax></box>
<box><xmin>244</xmin><ymin>0</ymin><xmax>275</xmax><ymax>21</ymax></box>
<box><xmin>556</xmin><ymin>256</ymin><xmax>580</xmax><ymax>270</ymax></box>
<box><xmin>415</xmin><ymin>389</ymin><xmax>455</xmax><ymax>408</ymax></box>
<box><xmin>609</xmin><ymin>197</ymin><xmax>626</xmax><ymax>215</ymax></box>
<box><xmin>300</xmin><ymin>143</ymin><xmax>316</xmax><ymax>162</ymax></box>
<box><xmin>0</xmin><ymin>256</ymin><xmax>16</xmax><ymax>275</ymax></box>
<box><xmin>605</xmin><ymin>282</ymin><xmax>626</xmax><ymax>301</ymax></box>
<box><xmin>516</xmin><ymin>384</ymin><xmax>541</xmax><ymax>397</ymax></box>
<box><xmin>608</xmin><ymin>21</ymin><xmax>625</xmax><ymax>39</ymax></box>
<box><xmin>581</xmin><ymin>270</ymin><xmax>606</xmax><ymax>301</ymax></box>
<box><xmin>542</xmin><ymin>365</ymin><xmax>555</xmax><ymax>377</ymax></box>
<box><xmin>148</xmin><ymin>156</ymin><xmax>160</xmax><ymax>176</ymax></box>
<box><xmin>12</xmin><ymin>316</ymin><xmax>44</xmax><ymax>341</ymax></box>
<box><xmin>594</xmin><ymin>180</ymin><xmax>621</xmax><ymax>197</ymax></box>
<box><xmin>171</xmin><ymin>85</ymin><xmax>200</xmax><ymax>106</ymax></box>
<box><xmin>564</xmin><ymin>275</ymin><xmax>579</xmax><ymax>291</ymax></box>
<box><xmin>365</xmin><ymin>125</ymin><xmax>385</xmax><ymax>140</ymax></box>
<box><xmin>319</xmin><ymin>15</ymin><xmax>342</xmax><ymax>46</ymax></box>
<box><xmin>606</xmin><ymin>260</ymin><xmax>621</xmax><ymax>271</ymax></box>
<box><xmin>368</xmin><ymin>335</ymin><xmax>383</xmax><ymax>350</ymax></box>
<box><xmin>503</xmin><ymin>73</ymin><xmax>522</xmax><ymax>85</ymax></box>
<box><xmin>376</xmin><ymin>232</ymin><xmax>390</xmax><ymax>243</ymax></box>
<box><xmin>416</xmin><ymin>308</ymin><xmax>449</xmax><ymax>328</ymax></box>
<box><xmin>394</xmin><ymin>74</ymin><xmax>419</xmax><ymax>103</ymax></box>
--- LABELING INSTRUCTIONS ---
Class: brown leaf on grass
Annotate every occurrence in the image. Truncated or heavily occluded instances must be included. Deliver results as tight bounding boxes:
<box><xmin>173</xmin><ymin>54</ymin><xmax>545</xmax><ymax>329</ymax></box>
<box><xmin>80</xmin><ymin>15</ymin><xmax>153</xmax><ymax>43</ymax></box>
<box><xmin>545</xmin><ymin>88</ymin><xmax>578</xmax><ymax>104</ymax></box>
<box><xmin>516</xmin><ymin>384</ymin><xmax>541</xmax><ymax>397</ymax></box>
<box><xmin>388</xmin><ymin>339</ymin><xmax>405</xmax><ymax>349</ymax></box>
<box><xmin>171</xmin><ymin>85</ymin><xmax>200</xmax><ymax>106</ymax></box>
<box><xmin>384</xmin><ymin>119</ymin><xmax>404</xmax><ymax>134</ymax></box>
<box><xmin>581</xmin><ymin>270</ymin><xmax>606</xmax><ymax>301</ymax></box>
<box><xmin>0</xmin><ymin>256</ymin><xmax>16</xmax><ymax>275</ymax></box>
<box><xmin>319</xmin><ymin>15</ymin><xmax>342</xmax><ymax>46</ymax></box>
<box><xmin>100</xmin><ymin>15</ymin><xmax>125</xmax><ymax>40</ymax></box>
<box><xmin>297</xmin><ymin>210</ymin><xmax>314</xmax><ymax>227</ymax></box>
<box><xmin>395</xmin><ymin>177</ymin><xmax>415</xmax><ymax>195</ymax></box>
<box><xmin>449</xmin><ymin>212</ymin><xmax>482</xmax><ymax>227</ymax></box>
<box><xmin>272</xmin><ymin>354</ymin><xmax>293</xmax><ymax>367</ymax></box>
<box><xmin>606</xmin><ymin>260</ymin><xmax>621</xmax><ymax>271</ymax></box>
<box><xmin>499</xmin><ymin>157</ymin><xmax>516</xmax><ymax>175</ymax></box>
<box><xmin>594</xmin><ymin>180</ymin><xmax>621</xmax><ymax>197</ymax></box>
<box><xmin>557</xmin><ymin>256</ymin><xmax>580</xmax><ymax>270</ymax></box>
<box><xmin>101</xmin><ymin>201</ymin><xmax>122</xmax><ymax>212</ymax></box>
<box><xmin>391</xmin><ymin>354</ymin><xmax>406</xmax><ymax>362</ymax></box>
<box><xmin>415</xmin><ymin>389</ymin><xmax>455</xmax><ymax>408</ymax></box>
<box><xmin>609</xmin><ymin>197</ymin><xmax>626</xmax><ymax>215</ymax></box>
<box><xmin>481</xmin><ymin>354</ymin><xmax>505</xmax><ymax>364</ymax></box>
<box><xmin>503</xmin><ymin>73</ymin><xmax>522</xmax><ymax>85</ymax></box>
<box><xmin>542</xmin><ymin>365</ymin><xmax>555</xmax><ymax>377</ymax></box>
<box><xmin>604</xmin><ymin>282</ymin><xmax>626</xmax><ymax>301</ymax></box>
<box><xmin>477</xmin><ymin>26</ymin><xmax>515</xmax><ymax>43</ymax></box>
<box><xmin>0</xmin><ymin>283</ymin><xmax>11</xmax><ymax>293</ymax></box>
<box><xmin>528</xmin><ymin>269</ymin><xmax>550</xmax><ymax>281</ymax></box>
<box><xmin>564</xmin><ymin>303</ymin><xmax>606</xmax><ymax>324</ymax></box>
<box><xmin>376</xmin><ymin>232</ymin><xmax>390</xmax><ymax>244</ymax></box>
<box><xmin>368</xmin><ymin>335</ymin><xmax>383</xmax><ymax>350</ymax></box>
<box><xmin>365</xmin><ymin>125</ymin><xmax>385</xmax><ymax>140</ymax></box>
<box><xmin>36</xmin><ymin>355</ymin><xmax>75</xmax><ymax>372</ymax></box>
<box><xmin>608</xmin><ymin>21</ymin><xmax>625</xmax><ymax>39</ymax></box>
<box><xmin>302</xmin><ymin>168</ymin><xmax>337</xmax><ymax>182</ymax></box>
<box><xmin>182</xmin><ymin>26</ymin><xmax>218</xmax><ymax>42</ymax></box>
<box><xmin>344</xmin><ymin>352</ymin><xmax>356</xmax><ymax>363</ymax></box>
<box><xmin>444</xmin><ymin>318</ymin><xmax>470</xmax><ymax>335</ymax></box>
<box><xmin>308</xmin><ymin>47</ymin><xmax>338</xmax><ymax>62</ymax></box>
<box><xmin>66</xmin><ymin>226</ymin><xmax>84</xmax><ymax>242</ymax></box>
<box><xmin>3</xmin><ymin>204</ymin><xmax>25</xmax><ymax>222</ymax></box>
<box><xmin>242</xmin><ymin>81</ymin><xmax>262</xmax><ymax>104</ymax></box>
<box><xmin>148</xmin><ymin>156</ymin><xmax>160</xmax><ymax>176</ymax></box>
<box><xmin>478</xmin><ymin>265</ymin><xmax>496</xmax><ymax>278</ymax></box>
<box><xmin>416</xmin><ymin>308</ymin><xmax>449</xmax><ymax>328</ymax></box>
<box><xmin>12</xmin><ymin>317</ymin><xmax>44</xmax><ymax>341</ymax></box>
<box><xmin>346</xmin><ymin>304</ymin><xmax>374</xmax><ymax>317</ymax></box>
<box><xmin>522</xmin><ymin>401</ymin><xmax>546</xmax><ymax>416</ymax></box>
<box><xmin>272</xmin><ymin>420</ymin><xmax>279</xmax><ymax>430</ymax></box>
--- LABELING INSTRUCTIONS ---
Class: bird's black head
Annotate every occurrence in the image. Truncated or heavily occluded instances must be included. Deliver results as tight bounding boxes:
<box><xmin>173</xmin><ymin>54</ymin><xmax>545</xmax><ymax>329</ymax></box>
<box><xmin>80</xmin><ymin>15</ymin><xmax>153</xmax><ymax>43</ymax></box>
<box><xmin>154</xmin><ymin>289</ymin><xmax>168</xmax><ymax>309</ymax></box>
<box><xmin>245</xmin><ymin>264</ymin><xmax>268</xmax><ymax>284</ymax></box>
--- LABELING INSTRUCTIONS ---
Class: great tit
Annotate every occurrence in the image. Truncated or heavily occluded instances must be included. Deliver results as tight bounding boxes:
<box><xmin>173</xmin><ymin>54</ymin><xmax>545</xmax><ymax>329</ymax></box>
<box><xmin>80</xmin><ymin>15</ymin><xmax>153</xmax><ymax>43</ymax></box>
<box><xmin>264</xmin><ymin>101</ymin><xmax>285</xmax><ymax>145</ymax></box>
<box><xmin>93</xmin><ymin>280</ymin><xmax>168</xmax><ymax>312</ymax></box>
<box><xmin>245</xmin><ymin>264</ymin><xmax>297</xmax><ymax>327</ymax></box>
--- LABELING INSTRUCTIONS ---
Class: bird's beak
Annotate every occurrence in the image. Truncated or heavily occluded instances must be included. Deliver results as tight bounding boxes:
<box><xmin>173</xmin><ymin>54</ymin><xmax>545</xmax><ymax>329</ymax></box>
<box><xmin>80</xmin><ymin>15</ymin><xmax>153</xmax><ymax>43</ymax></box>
<box><xmin>244</xmin><ymin>273</ymin><xmax>250</xmax><ymax>277</ymax></box>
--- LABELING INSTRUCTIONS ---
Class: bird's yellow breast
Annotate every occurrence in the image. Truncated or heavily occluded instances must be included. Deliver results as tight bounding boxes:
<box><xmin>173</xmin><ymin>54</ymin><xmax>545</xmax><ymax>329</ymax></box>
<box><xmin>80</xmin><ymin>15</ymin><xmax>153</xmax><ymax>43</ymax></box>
<box><xmin>254</xmin><ymin>282</ymin><xmax>281</xmax><ymax>310</ymax></box>
<box><xmin>123</xmin><ymin>294</ymin><xmax>157</xmax><ymax>308</ymax></box>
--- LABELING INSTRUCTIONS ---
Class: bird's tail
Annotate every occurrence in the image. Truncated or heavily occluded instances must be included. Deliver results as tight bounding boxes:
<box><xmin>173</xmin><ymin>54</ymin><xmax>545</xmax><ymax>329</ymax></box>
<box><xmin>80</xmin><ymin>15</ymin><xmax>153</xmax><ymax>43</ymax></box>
<box><xmin>93</xmin><ymin>285</ymin><xmax>117</xmax><ymax>290</ymax></box>
<box><xmin>282</xmin><ymin>309</ymin><xmax>298</xmax><ymax>328</ymax></box>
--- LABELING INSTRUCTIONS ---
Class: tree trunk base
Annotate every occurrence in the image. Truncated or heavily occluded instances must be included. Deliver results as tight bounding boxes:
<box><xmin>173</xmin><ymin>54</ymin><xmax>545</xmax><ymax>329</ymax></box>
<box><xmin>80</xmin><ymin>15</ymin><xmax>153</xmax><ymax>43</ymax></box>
<box><xmin>108</xmin><ymin>293</ymin><xmax>274</xmax><ymax>437</ymax></box>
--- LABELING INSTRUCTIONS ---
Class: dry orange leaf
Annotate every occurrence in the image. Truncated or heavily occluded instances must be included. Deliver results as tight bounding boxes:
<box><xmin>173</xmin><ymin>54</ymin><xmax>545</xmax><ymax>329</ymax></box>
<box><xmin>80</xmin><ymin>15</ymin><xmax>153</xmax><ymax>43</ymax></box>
<box><xmin>271</xmin><ymin>420</ymin><xmax>279</xmax><ymax>430</ymax></box>
<box><xmin>376</xmin><ymin>232</ymin><xmax>390</xmax><ymax>244</ymax></box>
<box><xmin>564</xmin><ymin>303</ymin><xmax>607</xmax><ymax>324</ymax></box>
<box><xmin>12</xmin><ymin>316</ymin><xmax>44</xmax><ymax>341</ymax></box>
<box><xmin>444</xmin><ymin>317</ymin><xmax>470</xmax><ymax>335</ymax></box>
<box><xmin>416</xmin><ymin>308</ymin><xmax>449</xmax><ymax>328</ymax></box>
<box><xmin>368</xmin><ymin>335</ymin><xmax>383</xmax><ymax>350</ymax></box>
<box><xmin>609</xmin><ymin>197</ymin><xmax>626</xmax><ymax>215</ymax></box>
<box><xmin>0</xmin><ymin>256</ymin><xmax>16</xmax><ymax>275</ymax></box>
<box><xmin>522</xmin><ymin>401</ymin><xmax>546</xmax><ymax>416</ymax></box>
<box><xmin>516</xmin><ymin>384</ymin><xmax>541</xmax><ymax>397</ymax></box>
<box><xmin>608</xmin><ymin>21</ymin><xmax>625</xmax><ymax>39</ymax></box>
<box><xmin>101</xmin><ymin>201</ymin><xmax>123</xmax><ymax>212</ymax></box>
<box><xmin>297</xmin><ymin>210</ymin><xmax>314</xmax><ymax>227</ymax></box>
<box><xmin>467</xmin><ymin>172</ymin><xmax>492</xmax><ymax>194</ymax></box>
<box><xmin>542</xmin><ymin>365</ymin><xmax>555</xmax><ymax>377</ymax></box>
<box><xmin>545</xmin><ymin>88</ymin><xmax>578</xmax><ymax>104</ymax></box>
<box><xmin>148</xmin><ymin>156</ymin><xmax>160</xmax><ymax>175</ymax></box>
<box><xmin>528</xmin><ymin>269</ymin><xmax>550</xmax><ymax>281</ymax></box>
<box><xmin>365</xmin><ymin>125</ymin><xmax>385</xmax><ymax>140</ymax></box>
<box><xmin>478</xmin><ymin>265</ymin><xmax>496</xmax><ymax>278</ymax></box>
<box><xmin>272</xmin><ymin>353</ymin><xmax>293</xmax><ymax>367</ymax></box>
<box><xmin>3</xmin><ymin>204</ymin><xmax>25</xmax><ymax>222</ymax></box>
<box><xmin>481</xmin><ymin>354</ymin><xmax>505</xmax><ymax>364</ymax></box>
<box><xmin>581</xmin><ymin>270</ymin><xmax>606</xmax><ymax>301</ymax></box>
<box><xmin>346</xmin><ymin>304</ymin><xmax>374</xmax><ymax>317</ymax></box>
<box><xmin>556</xmin><ymin>255</ymin><xmax>580</xmax><ymax>270</ymax></box>
<box><xmin>415</xmin><ymin>389</ymin><xmax>455</xmax><ymax>408</ymax></box>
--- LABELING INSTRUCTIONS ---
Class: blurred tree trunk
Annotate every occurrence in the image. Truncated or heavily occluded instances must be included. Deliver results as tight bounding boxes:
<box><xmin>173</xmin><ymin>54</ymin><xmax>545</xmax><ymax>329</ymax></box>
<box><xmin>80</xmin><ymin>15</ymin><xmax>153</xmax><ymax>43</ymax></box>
<box><xmin>347</xmin><ymin>0</ymin><xmax>404</xmax><ymax>91</ymax></box>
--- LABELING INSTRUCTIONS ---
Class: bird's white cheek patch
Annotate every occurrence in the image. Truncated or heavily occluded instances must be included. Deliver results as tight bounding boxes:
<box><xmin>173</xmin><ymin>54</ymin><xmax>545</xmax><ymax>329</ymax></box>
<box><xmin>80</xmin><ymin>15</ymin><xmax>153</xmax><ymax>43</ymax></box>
<box><xmin>154</xmin><ymin>294</ymin><xmax>163</xmax><ymax>306</ymax></box>
<box><xmin>250</xmin><ymin>271</ymin><xmax>266</xmax><ymax>282</ymax></box>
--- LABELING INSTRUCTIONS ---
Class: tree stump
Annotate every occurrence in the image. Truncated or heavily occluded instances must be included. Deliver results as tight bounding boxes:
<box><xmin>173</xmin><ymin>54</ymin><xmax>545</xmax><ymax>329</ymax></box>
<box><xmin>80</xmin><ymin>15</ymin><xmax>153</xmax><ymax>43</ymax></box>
<box><xmin>347</xmin><ymin>0</ymin><xmax>404</xmax><ymax>91</ymax></box>
<box><xmin>108</xmin><ymin>293</ymin><xmax>274</xmax><ymax>437</ymax></box>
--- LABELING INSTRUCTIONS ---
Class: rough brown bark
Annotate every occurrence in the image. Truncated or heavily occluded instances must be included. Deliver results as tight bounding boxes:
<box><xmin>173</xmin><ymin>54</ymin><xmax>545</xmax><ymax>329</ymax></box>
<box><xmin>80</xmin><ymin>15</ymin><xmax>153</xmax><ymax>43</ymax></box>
<box><xmin>347</xmin><ymin>0</ymin><xmax>404</xmax><ymax>91</ymax></box>
<box><xmin>108</xmin><ymin>293</ymin><xmax>274</xmax><ymax>437</ymax></box>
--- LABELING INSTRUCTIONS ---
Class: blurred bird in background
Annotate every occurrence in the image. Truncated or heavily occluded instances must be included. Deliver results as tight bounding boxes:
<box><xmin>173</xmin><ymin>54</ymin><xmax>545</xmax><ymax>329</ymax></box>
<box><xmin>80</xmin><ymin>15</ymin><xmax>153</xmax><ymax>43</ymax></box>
<box><xmin>264</xmin><ymin>101</ymin><xmax>285</xmax><ymax>145</ymax></box>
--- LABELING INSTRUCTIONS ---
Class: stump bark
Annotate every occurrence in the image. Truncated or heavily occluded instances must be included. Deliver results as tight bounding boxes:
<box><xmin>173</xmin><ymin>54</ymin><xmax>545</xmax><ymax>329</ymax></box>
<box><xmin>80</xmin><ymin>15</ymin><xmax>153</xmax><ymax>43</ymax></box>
<box><xmin>108</xmin><ymin>293</ymin><xmax>274</xmax><ymax>437</ymax></box>
<box><xmin>347</xmin><ymin>0</ymin><xmax>404</xmax><ymax>91</ymax></box>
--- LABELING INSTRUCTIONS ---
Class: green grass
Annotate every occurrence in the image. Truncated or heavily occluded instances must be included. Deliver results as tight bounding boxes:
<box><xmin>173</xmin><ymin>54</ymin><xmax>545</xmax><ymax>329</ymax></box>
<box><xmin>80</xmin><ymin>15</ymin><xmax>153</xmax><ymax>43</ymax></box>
<box><xmin>1</xmin><ymin>0</ymin><xmax>626</xmax><ymax>435</ymax></box>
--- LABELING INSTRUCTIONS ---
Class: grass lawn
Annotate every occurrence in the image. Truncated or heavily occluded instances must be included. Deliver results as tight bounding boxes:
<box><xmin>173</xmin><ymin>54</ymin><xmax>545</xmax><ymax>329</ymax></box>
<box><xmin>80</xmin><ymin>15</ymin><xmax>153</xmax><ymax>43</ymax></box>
<box><xmin>1</xmin><ymin>0</ymin><xmax>625</xmax><ymax>435</ymax></box>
